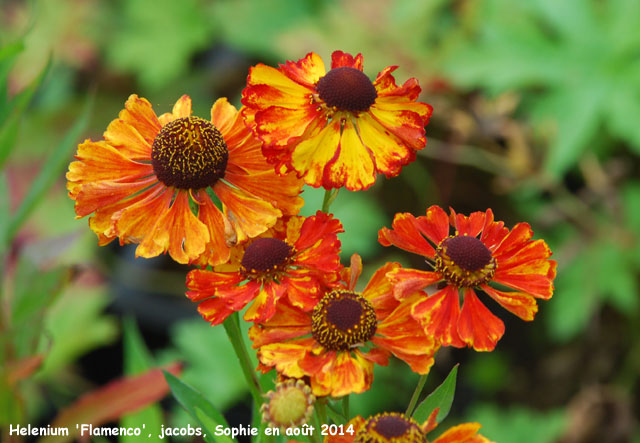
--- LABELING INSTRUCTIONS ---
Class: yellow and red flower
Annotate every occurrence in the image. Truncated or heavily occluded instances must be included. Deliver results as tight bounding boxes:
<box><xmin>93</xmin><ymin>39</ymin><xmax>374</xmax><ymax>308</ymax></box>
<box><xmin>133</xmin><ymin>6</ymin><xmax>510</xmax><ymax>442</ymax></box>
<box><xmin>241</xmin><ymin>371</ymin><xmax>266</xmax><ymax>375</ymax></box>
<box><xmin>67</xmin><ymin>95</ymin><xmax>303</xmax><ymax>265</ymax></box>
<box><xmin>241</xmin><ymin>50</ymin><xmax>432</xmax><ymax>191</ymax></box>
<box><xmin>378</xmin><ymin>205</ymin><xmax>557</xmax><ymax>351</ymax></box>
<box><xmin>326</xmin><ymin>412</ymin><xmax>493</xmax><ymax>443</ymax></box>
<box><xmin>249</xmin><ymin>255</ymin><xmax>439</xmax><ymax>397</ymax></box>
<box><xmin>186</xmin><ymin>211</ymin><xmax>344</xmax><ymax>324</ymax></box>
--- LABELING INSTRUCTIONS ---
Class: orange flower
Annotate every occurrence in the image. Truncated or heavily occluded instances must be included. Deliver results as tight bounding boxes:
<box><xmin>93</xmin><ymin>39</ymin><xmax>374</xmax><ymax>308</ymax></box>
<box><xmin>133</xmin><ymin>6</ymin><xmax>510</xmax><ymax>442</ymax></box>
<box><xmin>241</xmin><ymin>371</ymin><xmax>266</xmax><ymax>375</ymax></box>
<box><xmin>378</xmin><ymin>205</ymin><xmax>557</xmax><ymax>351</ymax></box>
<box><xmin>241</xmin><ymin>51</ymin><xmax>432</xmax><ymax>191</ymax></box>
<box><xmin>249</xmin><ymin>255</ymin><xmax>439</xmax><ymax>397</ymax></box>
<box><xmin>325</xmin><ymin>412</ymin><xmax>493</xmax><ymax>443</ymax></box>
<box><xmin>186</xmin><ymin>211</ymin><xmax>344</xmax><ymax>324</ymax></box>
<box><xmin>67</xmin><ymin>95</ymin><xmax>303</xmax><ymax>265</ymax></box>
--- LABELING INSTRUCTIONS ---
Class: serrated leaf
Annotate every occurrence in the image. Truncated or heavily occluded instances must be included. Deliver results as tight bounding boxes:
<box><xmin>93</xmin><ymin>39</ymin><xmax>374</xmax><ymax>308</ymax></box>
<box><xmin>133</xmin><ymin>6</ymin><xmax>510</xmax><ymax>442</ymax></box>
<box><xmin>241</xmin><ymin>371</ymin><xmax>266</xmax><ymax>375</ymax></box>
<box><xmin>413</xmin><ymin>364</ymin><xmax>458</xmax><ymax>424</ymax></box>
<box><xmin>163</xmin><ymin>371</ymin><xmax>233</xmax><ymax>443</ymax></box>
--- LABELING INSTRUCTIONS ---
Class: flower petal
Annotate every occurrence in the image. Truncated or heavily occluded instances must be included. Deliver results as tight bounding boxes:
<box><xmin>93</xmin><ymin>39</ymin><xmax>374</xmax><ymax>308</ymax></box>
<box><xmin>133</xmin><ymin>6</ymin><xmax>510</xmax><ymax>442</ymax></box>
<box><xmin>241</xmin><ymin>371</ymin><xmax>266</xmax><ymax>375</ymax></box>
<box><xmin>386</xmin><ymin>267</ymin><xmax>442</xmax><ymax>300</ymax></box>
<box><xmin>242</xmin><ymin>64</ymin><xmax>313</xmax><ymax>108</ymax></box>
<box><xmin>369</xmin><ymin>101</ymin><xmax>430</xmax><ymax>150</ymax></box>
<box><xmin>244</xmin><ymin>283</ymin><xmax>288</xmax><ymax>323</ymax></box>
<box><xmin>414</xmin><ymin>205</ymin><xmax>452</xmax><ymax>245</ymax></box>
<box><xmin>432</xmin><ymin>423</ymin><xmax>484</xmax><ymax>443</ymax></box>
<box><xmin>280</xmin><ymin>52</ymin><xmax>326</xmax><ymax>88</ymax></box>
<box><xmin>67</xmin><ymin>140</ymin><xmax>152</xmax><ymax>184</ymax></box>
<box><xmin>253</xmin><ymin>105</ymin><xmax>324</xmax><ymax>153</ymax></box>
<box><xmin>143</xmin><ymin>190</ymin><xmax>210</xmax><ymax>264</ymax></box>
<box><xmin>481</xmin><ymin>285</ymin><xmax>538</xmax><ymax>321</ymax></box>
<box><xmin>103</xmin><ymin>119</ymin><xmax>152</xmax><ymax>160</ymax></box>
<box><xmin>412</xmin><ymin>285</ymin><xmax>464</xmax><ymax>348</ymax></box>
<box><xmin>214</xmin><ymin>181</ymin><xmax>281</xmax><ymax>243</ymax></box>
<box><xmin>357</xmin><ymin>111</ymin><xmax>413</xmax><ymax>177</ymax></box>
<box><xmin>112</xmin><ymin>186</ymin><xmax>172</xmax><ymax>251</ymax></box>
<box><xmin>458</xmin><ymin>288</ymin><xmax>505</xmax><ymax>352</ymax></box>
<box><xmin>195</xmin><ymin>191</ymin><xmax>233</xmax><ymax>266</ymax></box>
<box><xmin>118</xmin><ymin>94</ymin><xmax>162</xmax><ymax>145</ymax></box>
<box><xmin>451</xmin><ymin>209</ymin><xmax>486</xmax><ymax>237</ymax></box>
<box><xmin>290</xmin><ymin>118</ymin><xmax>341</xmax><ymax>188</ymax></box>
<box><xmin>331</xmin><ymin>51</ymin><xmax>364</xmax><ymax>70</ymax></box>
<box><xmin>378</xmin><ymin>212</ymin><xmax>437</xmax><ymax>257</ymax></box>
<box><xmin>210</xmin><ymin>97</ymin><xmax>237</xmax><ymax>135</ymax></box>
<box><xmin>322</xmin><ymin>117</ymin><xmax>376</xmax><ymax>190</ymax></box>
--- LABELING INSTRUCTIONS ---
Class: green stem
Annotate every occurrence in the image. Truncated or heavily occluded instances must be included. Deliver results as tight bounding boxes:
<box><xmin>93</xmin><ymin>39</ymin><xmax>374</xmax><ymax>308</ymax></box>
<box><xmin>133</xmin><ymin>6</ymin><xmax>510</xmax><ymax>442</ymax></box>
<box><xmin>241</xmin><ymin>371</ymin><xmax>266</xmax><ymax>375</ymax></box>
<box><xmin>325</xmin><ymin>401</ymin><xmax>346</xmax><ymax>424</ymax></box>
<box><xmin>321</xmin><ymin>189</ymin><xmax>339</xmax><ymax>213</ymax></box>
<box><xmin>405</xmin><ymin>374</ymin><xmax>428</xmax><ymax>417</ymax></box>
<box><xmin>222</xmin><ymin>313</ymin><xmax>263</xmax><ymax>405</ymax></box>
<box><xmin>341</xmin><ymin>395</ymin><xmax>350</xmax><ymax>420</ymax></box>
<box><xmin>316</xmin><ymin>398</ymin><xmax>328</xmax><ymax>424</ymax></box>
<box><xmin>310</xmin><ymin>409</ymin><xmax>323</xmax><ymax>443</ymax></box>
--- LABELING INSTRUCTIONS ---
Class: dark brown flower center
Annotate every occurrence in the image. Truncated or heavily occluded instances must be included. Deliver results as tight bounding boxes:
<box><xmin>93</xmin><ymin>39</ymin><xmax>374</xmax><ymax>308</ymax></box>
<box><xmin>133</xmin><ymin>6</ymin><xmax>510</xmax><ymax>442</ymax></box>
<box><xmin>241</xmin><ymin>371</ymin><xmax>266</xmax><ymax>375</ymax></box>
<box><xmin>374</xmin><ymin>415</ymin><xmax>411</xmax><ymax>438</ymax></box>
<box><xmin>241</xmin><ymin>238</ymin><xmax>293</xmax><ymax>274</ymax></box>
<box><xmin>316</xmin><ymin>67</ymin><xmax>377</xmax><ymax>112</ymax></box>
<box><xmin>355</xmin><ymin>413</ymin><xmax>424</xmax><ymax>443</ymax></box>
<box><xmin>443</xmin><ymin>235</ymin><xmax>492</xmax><ymax>271</ymax></box>
<box><xmin>435</xmin><ymin>235</ymin><xmax>497</xmax><ymax>287</ymax></box>
<box><xmin>151</xmin><ymin>116</ymin><xmax>228</xmax><ymax>189</ymax></box>
<box><xmin>311</xmin><ymin>290</ymin><xmax>377</xmax><ymax>351</ymax></box>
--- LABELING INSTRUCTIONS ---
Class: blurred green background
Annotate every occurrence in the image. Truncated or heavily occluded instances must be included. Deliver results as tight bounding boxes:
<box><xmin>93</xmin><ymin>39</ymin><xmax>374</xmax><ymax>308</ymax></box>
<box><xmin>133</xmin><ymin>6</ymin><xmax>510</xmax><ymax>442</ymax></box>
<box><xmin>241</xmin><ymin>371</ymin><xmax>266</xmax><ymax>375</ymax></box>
<box><xmin>1</xmin><ymin>0</ymin><xmax>639</xmax><ymax>442</ymax></box>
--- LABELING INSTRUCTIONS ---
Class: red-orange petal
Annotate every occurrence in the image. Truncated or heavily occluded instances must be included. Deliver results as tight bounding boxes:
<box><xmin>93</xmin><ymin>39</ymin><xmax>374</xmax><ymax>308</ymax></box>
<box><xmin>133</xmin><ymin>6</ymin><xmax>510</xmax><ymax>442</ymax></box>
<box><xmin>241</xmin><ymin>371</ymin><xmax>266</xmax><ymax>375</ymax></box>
<box><xmin>280</xmin><ymin>51</ymin><xmax>326</xmax><ymax>88</ymax></box>
<box><xmin>481</xmin><ymin>285</ymin><xmax>538</xmax><ymax>321</ymax></box>
<box><xmin>378</xmin><ymin>212</ymin><xmax>436</xmax><ymax>257</ymax></box>
<box><xmin>451</xmin><ymin>210</ymin><xmax>486</xmax><ymax>237</ymax></box>
<box><xmin>244</xmin><ymin>283</ymin><xmax>288</xmax><ymax>323</ymax></box>
<box><xmin>330</xmin><ymin>51</ymin><xmax>364</xmax><ymax>70</ymax></box>
<box><xmin>432</xmin><ymin>423</ymin><xmax>485</xmax><ymax>443</ymax></box>
<box><xmin>414</xmin><ymin>205</ymin><xmax>451</xmax><ymax>246</ymax></box>
<box><xmin>412</xmin><ymin>285</ymin><xmax>464</xmax><ymax>348</ymax></box>
<box><xmin>214</xmin><ymin>180</ymin><xmax>281</xmax><ymax>243</ymax></box>
<box><xmin>194</xmin><ymin>191</ymin><xmax>233</xmax><ymax>267</ymax></box>
<box><xmin>386</xmin><ymin>267</ymin><xmax>442</xmax><ymax>300</ymax></box>
<box><xmin>457</xmin><ymin>289</ymin><xmax>505</xmax><ymax>352</ymax></box>
<box><xmin>141</xmin><ymin>190</ymin><xmax>209</xmax><ymax>264</ymax></box>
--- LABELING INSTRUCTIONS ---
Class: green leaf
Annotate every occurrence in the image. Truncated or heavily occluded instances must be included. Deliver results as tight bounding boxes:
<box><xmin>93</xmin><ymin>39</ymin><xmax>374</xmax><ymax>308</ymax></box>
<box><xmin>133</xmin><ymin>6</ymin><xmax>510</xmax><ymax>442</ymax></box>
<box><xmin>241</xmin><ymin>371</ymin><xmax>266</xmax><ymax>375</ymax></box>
<box><xmin>0</xmin><ymin>40</ymin><xmax>25</xmax><ymax>111</ymax></box>
<box><xmin>120</xmin><ymin>318</ymin><xmax>163</xmax><ymax>443</ymax></box>
<box><xmin>0</xmin><ymin>56</ymin><xmax>51</xmax><ymax>168</ymax></box>
<box><xmin>165</xmin><ymin>319</ymin><xmax>248</xmax><ymax>412</ymax></box>
<box><xmin>547</xmin><ymin>249</ymin><xmax>597</xmax><ymax>342</ymax></box>
<box><xmin>106</xmin><ymin>0</ymin><xmax>212</xmax><ymax>90</ymax></box>
<box><xmin>4</xmin><ymin>93</ymin><xmax>92</xmax><ymax>244</ymax></box>
<box><xmin>122</xmin><ymin>317</ymin><xmax>154</xmax><ymax>375</ymax></box>
<box><xmin>596</xmin><ymin>240</ymin><xmax>638</xmax><ymax>313</ymax></box>
<box><xmin>163</xmin><ymin>371</ymin><xmax>233</xmax><ymax>443</ymax></box>
<box><xmin>413</xmin><ymin>364</ymin><xmax>458</xmax><ymax>424</ymax></box>
<box><xmin>39</xmin><ymin>286</ymin><xmax>118</xmax><ymax>377</ymax></box>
